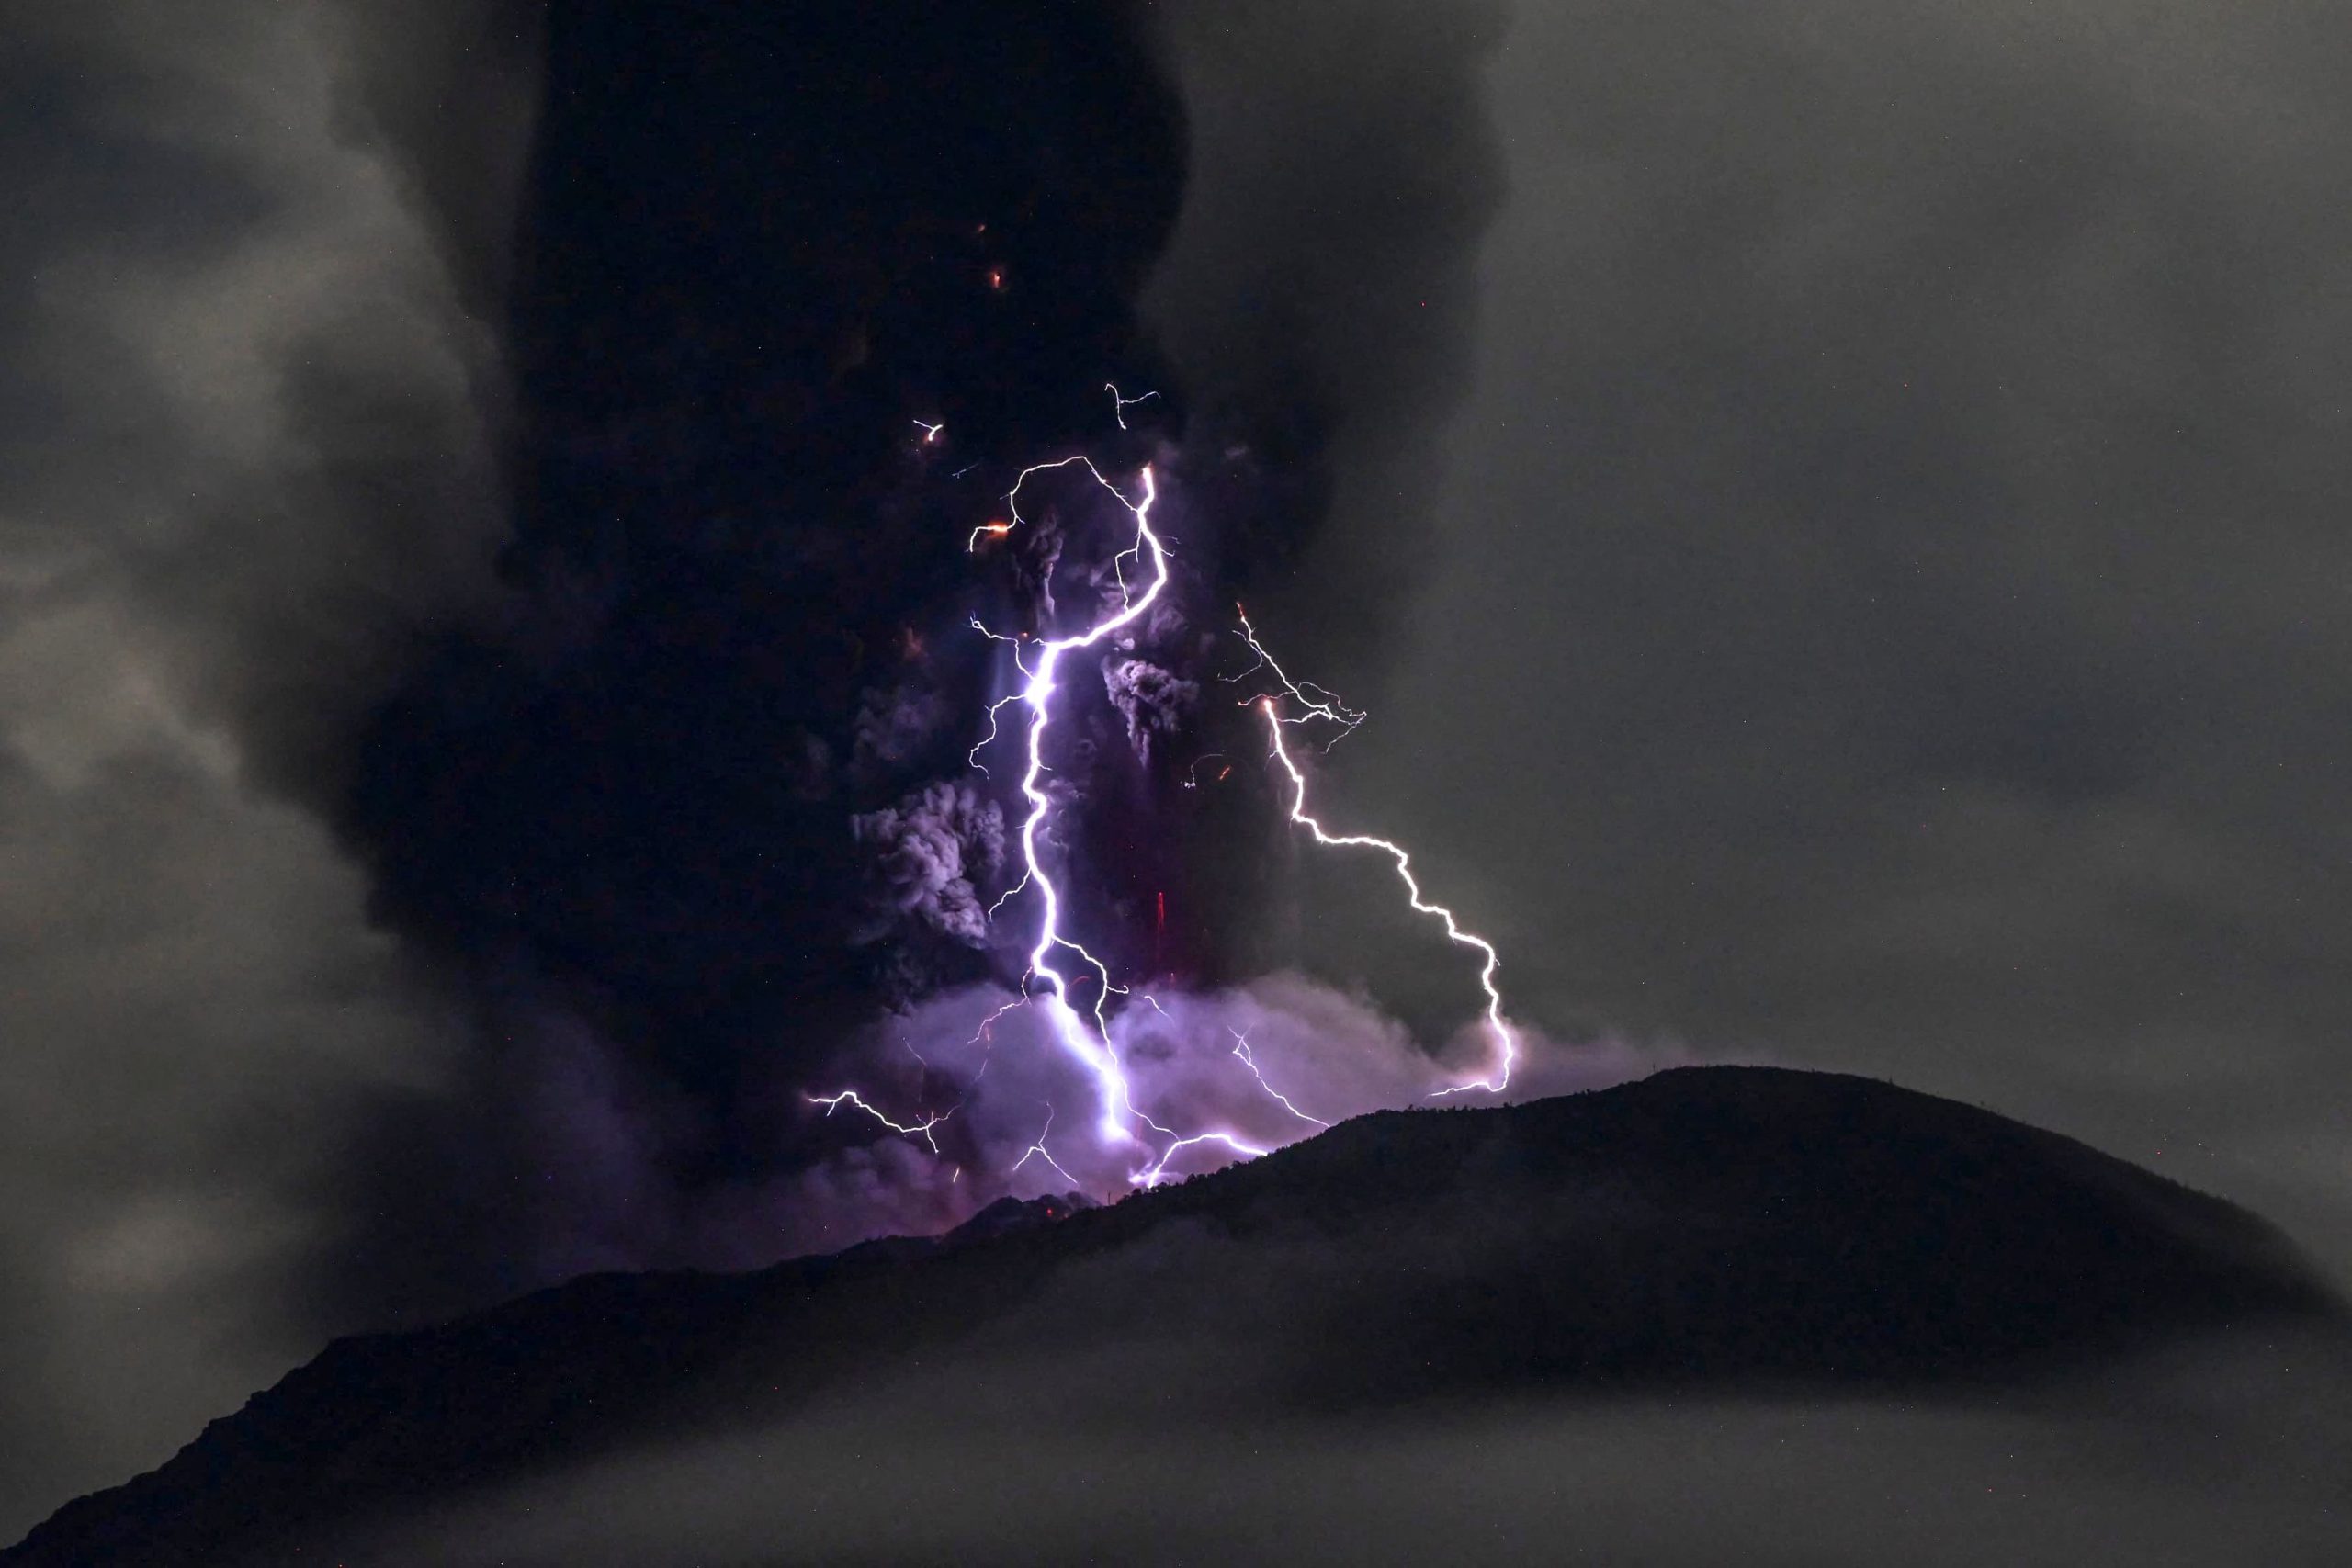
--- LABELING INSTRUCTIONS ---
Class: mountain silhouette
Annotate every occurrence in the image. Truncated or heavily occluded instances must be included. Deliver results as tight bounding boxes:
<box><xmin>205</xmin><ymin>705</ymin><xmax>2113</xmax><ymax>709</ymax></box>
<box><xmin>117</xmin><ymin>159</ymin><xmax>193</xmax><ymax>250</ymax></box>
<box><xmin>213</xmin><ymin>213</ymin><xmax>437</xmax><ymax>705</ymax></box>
<box><xmin>8</xmin><ymin>1066</ymin><xmax>2338</xmax><ymax>1566</ymax></box>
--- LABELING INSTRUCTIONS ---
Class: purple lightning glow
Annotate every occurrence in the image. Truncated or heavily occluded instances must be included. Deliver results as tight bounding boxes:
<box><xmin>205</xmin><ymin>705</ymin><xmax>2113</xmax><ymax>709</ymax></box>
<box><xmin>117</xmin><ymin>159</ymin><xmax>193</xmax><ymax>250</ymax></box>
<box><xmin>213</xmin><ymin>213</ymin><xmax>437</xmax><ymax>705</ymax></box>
<box><xmin>975</xmin><ymin>457</ymin><xmax>1181</xmax><ymax>1145</ymax></box>
<box><xmin>1229</xmin><ymin>1028</ymin><xmax>1330</xmax><ymax>1130</ymax></box>
<box><xmin>1010</xmin><ymin>1104</ymin><xmax>1080</xmax><ymax>1189</ymax></box>
<box><xmin>817</xmin><ymin>412</ymin><xmax>1523</xmax><ymax>1215</ymax></box>
<box><xmin>1136</xmin><ymin>1127</ymin><xmax>1272</xmax><ymax>1188</ymax></box>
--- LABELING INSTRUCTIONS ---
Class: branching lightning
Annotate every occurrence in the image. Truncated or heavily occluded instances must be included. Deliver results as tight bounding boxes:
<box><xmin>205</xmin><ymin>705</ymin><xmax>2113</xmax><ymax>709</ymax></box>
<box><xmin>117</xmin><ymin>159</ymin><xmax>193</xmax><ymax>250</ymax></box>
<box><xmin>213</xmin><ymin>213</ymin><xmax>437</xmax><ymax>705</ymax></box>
<box><xmin>976</xmin><ymin>458</ymin><xmax>1181</xmax><ymax>1144</ymax></box>
<box><xmin>1229</xmin><ymin>1028</ymin><xmax>1329</xmax><ymax>1130</ymax></box>
<box><xmin>817</xmin><ymin>408</ymin><xmax>1522</xmax><ymax>1216</ymax></box>
<box><xmin>1010</xmin><ymin>1104</ymin><xmax>1080</xmax><ymax>1189</ymax></box>
<box><xmin>1258</xmin><ymin>694</ymin><xmax>1517</xmax><ymax>1094</ymax></box>
<box><xmin>1104</xmin><ymin>382</ymin><xmax>1159</xmax><ymax>430</ymax></box>
<box><xmin>1231</xmin><ymin>610</ymin><xmax>1366</xmax><ymax>750</ymax></box>
<box><xmin>808</xmin><ymin>1089</ymin><xmax>953</xmax><ymax>1154</ymax></box>
<box><xmin>1136</xmin><ymin>1127</ymin><xmax>1271</xmax><ymax>1188</ymax></box>
<box><xmin>967</xmin><ymin>993</ymin><xmax>1028</xmax><ymax>1053</ymax></box>
<box><xmin>968</xmin><ymin>691</ymin><xmax>1023</xmax><ymax>778</ymax></box>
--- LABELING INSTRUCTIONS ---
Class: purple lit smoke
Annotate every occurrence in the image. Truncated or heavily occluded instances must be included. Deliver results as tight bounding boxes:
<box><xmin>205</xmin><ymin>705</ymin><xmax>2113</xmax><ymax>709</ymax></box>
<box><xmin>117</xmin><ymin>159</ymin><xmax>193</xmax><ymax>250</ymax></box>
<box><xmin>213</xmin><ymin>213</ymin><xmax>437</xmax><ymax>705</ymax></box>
<box><xmin>819</xmin><ymin>423</ymin><xmax>1592</xmax><ymax>1221</ymax></box>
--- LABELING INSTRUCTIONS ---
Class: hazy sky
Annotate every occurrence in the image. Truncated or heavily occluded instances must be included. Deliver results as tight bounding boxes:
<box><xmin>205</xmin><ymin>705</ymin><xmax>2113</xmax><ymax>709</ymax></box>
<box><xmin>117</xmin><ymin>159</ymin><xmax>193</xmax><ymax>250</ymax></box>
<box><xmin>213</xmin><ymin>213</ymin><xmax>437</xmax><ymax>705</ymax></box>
<box><xmin>1330</xmin><ymin>0</ymin><xmax>2352</xmax><ymax>1280</ymax></box>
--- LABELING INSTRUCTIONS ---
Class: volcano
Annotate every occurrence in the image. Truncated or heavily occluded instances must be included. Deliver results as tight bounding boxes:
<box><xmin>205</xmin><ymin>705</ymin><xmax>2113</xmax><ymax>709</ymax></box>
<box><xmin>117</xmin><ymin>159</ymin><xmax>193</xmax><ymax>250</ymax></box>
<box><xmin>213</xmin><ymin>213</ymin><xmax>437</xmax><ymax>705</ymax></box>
<box><xmin>8</xmin><ymin>1066</ymin><xmax>2338</xmax><ymax>1566</ymax></box>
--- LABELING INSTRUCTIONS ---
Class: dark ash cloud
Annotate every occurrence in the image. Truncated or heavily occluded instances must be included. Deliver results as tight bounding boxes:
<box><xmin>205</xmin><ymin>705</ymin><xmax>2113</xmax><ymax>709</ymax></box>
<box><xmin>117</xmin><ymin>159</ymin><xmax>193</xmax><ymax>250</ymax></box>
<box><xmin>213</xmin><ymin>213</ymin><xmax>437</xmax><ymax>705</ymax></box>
<box><xmin>318</xmin><ymin>0</ymin><xmax>1520</xmax><ymax>1328</ymax></box>
<box><xmin>1141</xmin><ymin>0</ymin><xmax>1510</xmax><ymax>686</ymax></box>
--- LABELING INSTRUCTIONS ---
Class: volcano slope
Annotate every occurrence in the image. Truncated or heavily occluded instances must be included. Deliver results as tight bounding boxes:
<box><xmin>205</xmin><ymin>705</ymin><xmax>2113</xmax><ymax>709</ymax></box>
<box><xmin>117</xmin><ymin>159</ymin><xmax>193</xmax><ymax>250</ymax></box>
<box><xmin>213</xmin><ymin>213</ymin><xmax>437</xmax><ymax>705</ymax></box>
<box><xmin>8</xmin><ymin>1066</ymin><xmax>2339</xmax><ymax>1566</ymax></box>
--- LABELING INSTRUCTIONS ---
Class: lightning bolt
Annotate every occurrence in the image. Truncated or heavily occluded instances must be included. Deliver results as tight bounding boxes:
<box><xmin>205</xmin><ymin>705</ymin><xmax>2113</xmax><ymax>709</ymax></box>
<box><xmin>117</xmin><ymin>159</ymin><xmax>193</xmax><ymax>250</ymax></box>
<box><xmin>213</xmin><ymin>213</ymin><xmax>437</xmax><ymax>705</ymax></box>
<box><xmin>1010</xmin><ymin>1104</ymin><xmax>1080</xmax><ymax>1189</ymax></box>
<box><xmin>968</xmin><ymin>690</ymin><xmax>1023</xmax><ymax>778</ymax></box>
<box><xmin>967</xmin><ymin>992</ymin><xmax>1028</xmax><ymax>1050</ymax></box>
<box><xmin>1104</xmin><ymin>382</ymin><xmax>1159</xmax><ymax>430</ymax></box>
<box><xmin>1228</xmin><ymin>1028</ymin><xmax>1329</xmax><ymax>1130</ymax></box>
<box><xmin>1136</xmin><ymin>1128</ymin><xmax>1272</xmax><ymax>1188</ymax></box>
<box><xmin>1258</xmin><ymin>691</ymin><xmax>1517</xmax><ymax>1095</ymax></box>
<box><xmin>814</xmin><ymin>415</ymin><xmax>1521</xmax><ymax>1212</ymax></box>
<box><xmin>1231</xmin><ymin>610</ymin><xmax>1366</xmax><ymax>750</ymax></box>
<box><xmin>978</xmin><ymin>457</ymin><xmax>1180</xmax><ymax>1144</ymax></box>
<box><xmin>971</xmin><ymin>462</ymin><xmax>1318</xmax><ymax>1180</ymax></box>
<box><xmin>808</xmin><ymin>1089</ymin><xmax>954</xmax><ymax>1154</ymax></box>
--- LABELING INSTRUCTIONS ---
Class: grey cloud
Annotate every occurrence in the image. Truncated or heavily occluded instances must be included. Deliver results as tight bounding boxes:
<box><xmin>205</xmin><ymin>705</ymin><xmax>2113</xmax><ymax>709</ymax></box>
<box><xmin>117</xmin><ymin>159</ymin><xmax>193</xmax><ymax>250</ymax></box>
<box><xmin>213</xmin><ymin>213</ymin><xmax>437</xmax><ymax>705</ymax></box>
<box><xmin>0</xmin><ymin>0</ymin><xmax>528</xmax><ymax>1537</ymax></box>
<box><xmin>1102</xmin><ymin>656</ymin><xmax>1198</xmax><ymax>761</ymax></box>
<box><xmin>2</xmin><ymin>3</ymin><xmax>525</xmax><ymax>799</ymax></box>
<box><xmin>0</xmin><ymin>742</ymin><xmax>455</xmax><ymax>1538</ymax></box>
<box><xmin>16</xmin><ymin>0</ymin><xmax>2352</xmax><ymax>1547</ymax></box>
<box><xmin>852</xmin><ymin>781</ymin><xmax>1008</xmax><ymax>946</ymax></box>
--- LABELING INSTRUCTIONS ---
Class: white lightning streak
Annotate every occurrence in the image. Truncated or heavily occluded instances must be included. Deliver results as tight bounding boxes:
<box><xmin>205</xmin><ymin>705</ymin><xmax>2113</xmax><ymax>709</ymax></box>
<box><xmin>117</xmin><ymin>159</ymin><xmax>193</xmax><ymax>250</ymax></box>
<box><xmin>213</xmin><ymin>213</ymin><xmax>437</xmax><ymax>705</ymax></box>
<box><xmin>1137</xmin><ymin>1129</ymin><xmax>1272</xmax><ymax>1188</ymax></box>
<box><xmin>967</xmin><ymin>993</ymin><xmax>1028</xmax><ymax>1050</ymax></box>
<box><xmin>1229</xmin><ymin>1028</ymin><xmax>1329</xmax><ymax>1130</ymax></box>
<box><xmin>808</xmin><ymin>1089</ymin><xmax>952</xmax><ymax>1153</ymax></box>
<box><xmin>982</xmin><ymin>458</ymin><xmax>1179</xmax><ymax>1142</ymax></box>
<box><xmin>1232</xmin><ymin>611</ymin><xmax>1366</xmax><ymax>750</ymax></box>
<box><xmin>1260</xmin><ymin>697</ymin><xmax>1517</xmax><ymax>1094</ymax></box>
<box><xmin>969</xmin><ymin>691</ymin><xmax>1024</xmax><ymax>777</ymax></box>
<box><xmin>1104</xmin><ymin>382</ymin><xmax>1159</xmax><ymax>430</ymax></box>
<box><xmin>1011</xmin><ymin>1105</ymin><xmax>1081</xmax><ymax>1188</ymax></box>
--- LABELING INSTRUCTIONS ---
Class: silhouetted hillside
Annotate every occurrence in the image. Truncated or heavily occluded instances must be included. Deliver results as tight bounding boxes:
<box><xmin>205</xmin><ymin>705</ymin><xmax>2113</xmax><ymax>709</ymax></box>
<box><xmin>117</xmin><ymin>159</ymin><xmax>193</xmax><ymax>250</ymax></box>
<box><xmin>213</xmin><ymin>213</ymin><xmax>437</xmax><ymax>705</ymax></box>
<box><xmin>9</xmin><ymin>1067</ymin><xmax>2337</xmax><ymax>1566</ymax></box>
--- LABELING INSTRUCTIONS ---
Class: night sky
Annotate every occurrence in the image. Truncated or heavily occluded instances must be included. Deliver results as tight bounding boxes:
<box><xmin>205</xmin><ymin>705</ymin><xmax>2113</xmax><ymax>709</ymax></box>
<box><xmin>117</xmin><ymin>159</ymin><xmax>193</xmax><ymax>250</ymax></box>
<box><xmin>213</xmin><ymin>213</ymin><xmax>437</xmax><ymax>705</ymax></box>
<box><xmin>5</xmin><ymin>0</ymin><xmax>2351</xmax><ymax>1553</ymax></box>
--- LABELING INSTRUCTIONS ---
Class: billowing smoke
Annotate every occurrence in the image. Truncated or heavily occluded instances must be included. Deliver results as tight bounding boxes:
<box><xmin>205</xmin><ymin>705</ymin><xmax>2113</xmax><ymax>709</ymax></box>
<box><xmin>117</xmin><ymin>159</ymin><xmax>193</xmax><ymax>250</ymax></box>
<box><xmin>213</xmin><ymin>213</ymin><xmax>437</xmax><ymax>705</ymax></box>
<box><xmin>310</xmin><ymin>0</ymin><xmax>1532</xmax><ymax>1294</ymax></box>
<box><xmin>1</xmin><ymin>14</ymin><xmax>1534</xmax><ymax>1507</ymax></box>
<box><xmin>851</xmin><ymin>679</ymin><xmax>955</xmax><ymax>781</ymax></box>
<box><xmin>852</xmin><ymin>781</ymin><xmax>1007</xmax><ymax>948</ymax></box>
<box><xmin>0</xmin><ymin>0</ymin><xmax>534</xmax><ymax>1535</ymax></box>
<box><xmin>306</xmin><ymin>3</ymin><xmax>1177</xmax><ymax>1305</ymax></box>
<box><xmin>1102</xmin><ymin>657</ymin><xmax>1199</xmax><ymax>763</ymax></box>
<box><xmin>783</xmin><ymin>975</ymin><xmax>1659</xmax><ymax>1253</ymax></box>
